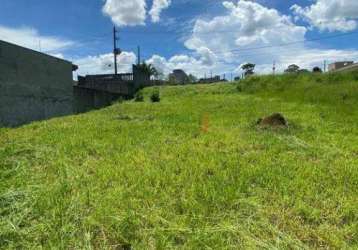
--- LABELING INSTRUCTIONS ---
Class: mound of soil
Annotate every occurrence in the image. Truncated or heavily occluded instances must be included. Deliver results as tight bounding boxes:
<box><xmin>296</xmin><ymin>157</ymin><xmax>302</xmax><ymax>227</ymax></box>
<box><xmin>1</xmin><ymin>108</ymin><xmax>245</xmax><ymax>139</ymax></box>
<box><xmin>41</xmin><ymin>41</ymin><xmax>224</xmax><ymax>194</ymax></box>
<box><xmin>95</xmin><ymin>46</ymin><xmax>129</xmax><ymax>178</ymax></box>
<box><xmin>257</xmin><ymin>113</ymin><xmax>288</xmax><ymax>128</ymax></box>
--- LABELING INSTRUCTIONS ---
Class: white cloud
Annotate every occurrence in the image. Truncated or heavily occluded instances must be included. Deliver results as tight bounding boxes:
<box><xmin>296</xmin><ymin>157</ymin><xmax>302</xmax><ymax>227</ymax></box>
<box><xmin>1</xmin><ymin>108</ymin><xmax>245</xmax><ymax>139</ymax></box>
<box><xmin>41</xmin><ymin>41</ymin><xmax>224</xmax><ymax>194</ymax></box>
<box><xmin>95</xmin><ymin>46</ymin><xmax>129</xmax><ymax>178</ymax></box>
<box><xmin>185</xmin><ymin>0</ymin><xmax>307</xmax><ymax>63</ymax></box>
<box><xmin>102</xmin><ymin>0</ymin><xmax>146</xmax><ymax>27</ymax></box>
<box><xmin>74</xmin><ymin>51</ymin><xmax>137</xmax><ymax>76</ymax></box>
<box><xmin>197</xmin><ymin>47</ymin><xmax>216</xmax><ymax>66</ymax></box>
<box><xmin>146</xmin><ymin>52</ymin><xmax>230</xmax><ymax>79</ymax></box>
<box><xmin>145</xmin><ymin>0</ymin><xmax>358</xmax><ymax>77</ymax></box>
<box><xmin>149</xmin><ymin>0</ymin><xmax>171</xmax><ymax>23</ymax></box>
<box><xmin>279</xmin><ymin>48</ymin><xmax>358</xmax><ymax>71</ymax></box>
<box><xmin>157</xmin><ymin>0</ymin><xmax>308</xmax><ymax>76</ymax></box>
<box><xmin>146</xmin><ymin>55</ymin><xmax>170</xmax><ymax>75</ymax></box>
<box><xmin>0</xmin><ymin>25</ymin><xmax>74</xmax><ymax>53</ymax></box>
<box><xmin>291</xmin><ymin>0</ymin><xmax>358</xmax><ymax>32</ymax></box>
<box><xmin>146</xmin><ymin>54</ymin><xmax>202</xmax><ymax>76</ymax></box>
<box><xmin>49</xmin><ymin>53</ymin><xmax>65</xmax><ymax>59</ymax></box>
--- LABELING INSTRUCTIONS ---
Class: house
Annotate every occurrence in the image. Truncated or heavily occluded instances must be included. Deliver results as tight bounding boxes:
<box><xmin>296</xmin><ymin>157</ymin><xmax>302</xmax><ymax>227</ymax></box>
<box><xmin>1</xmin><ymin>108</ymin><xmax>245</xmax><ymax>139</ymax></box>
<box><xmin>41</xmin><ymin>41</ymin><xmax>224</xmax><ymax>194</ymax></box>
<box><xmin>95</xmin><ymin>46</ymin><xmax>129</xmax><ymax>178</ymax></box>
<box><xmin>169</xmin><ymin>69</ymin><xmax>189</xmax><ymax>84</ymax></box>
<box><xmin>0</xmin><ymin>40</ymin><xmax>77</xmax><ymax>127</ymax></box>
<box><xmin>328</xmin><ymin>61</ymin><xmax>354</xmax><ymax>72</ymax></box>
<box><xmin>329</xmin><ymin>62</ymin><xmax>358</xmax><ymax>73</ymax></box>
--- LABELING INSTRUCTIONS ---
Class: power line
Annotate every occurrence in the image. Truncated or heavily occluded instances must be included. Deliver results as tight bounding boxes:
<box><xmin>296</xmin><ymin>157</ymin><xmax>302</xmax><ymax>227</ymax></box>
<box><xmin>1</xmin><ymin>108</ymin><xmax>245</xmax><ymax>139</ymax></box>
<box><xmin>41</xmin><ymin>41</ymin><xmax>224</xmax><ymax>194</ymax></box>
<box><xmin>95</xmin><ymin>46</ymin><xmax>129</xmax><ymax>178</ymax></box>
<box><xmin>211</xmin><ymin>31</ymin><xmax>358</xmax><ymax>55</ymax></box>
<box><xmin>70</xmin><ymin>23</ymin><xmax>358</xmax><ymax>76</ymax></box>
<box><xmin>105</xmin><ymin>30</ymin><xmax>358</xmax><ymax>59</ymax></box>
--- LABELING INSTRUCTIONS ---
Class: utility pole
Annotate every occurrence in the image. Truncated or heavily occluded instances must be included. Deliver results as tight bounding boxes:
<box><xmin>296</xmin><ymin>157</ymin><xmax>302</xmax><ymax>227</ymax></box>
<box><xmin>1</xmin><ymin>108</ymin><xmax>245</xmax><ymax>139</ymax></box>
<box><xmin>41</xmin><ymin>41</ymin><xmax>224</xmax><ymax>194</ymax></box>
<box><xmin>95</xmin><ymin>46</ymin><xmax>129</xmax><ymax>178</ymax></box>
<box><xmin>137</xmin><ymin>46</ymin><xmax>141</xmax><ymax>66</ymax></box>
<box><xmin>113</xmin><ymin>26</ymin><xmax>121</xmax><ymax>75</ymax></box>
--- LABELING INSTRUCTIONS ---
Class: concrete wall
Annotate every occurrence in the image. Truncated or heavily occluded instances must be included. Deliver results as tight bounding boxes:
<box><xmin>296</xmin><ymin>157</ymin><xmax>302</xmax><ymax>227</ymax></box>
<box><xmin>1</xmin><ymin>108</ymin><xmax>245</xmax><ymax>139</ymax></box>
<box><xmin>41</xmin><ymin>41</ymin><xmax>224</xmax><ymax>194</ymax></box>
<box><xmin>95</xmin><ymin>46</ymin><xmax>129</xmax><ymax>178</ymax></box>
<box><xmin>133</xmin><ymin>65</ymin><xmax>151</xmax><ymax>89</ymax></box>
<box><xmin>73</xmin><ymin>86</ymin><xmax>122</xmax><ymax>114</ymax></box>
<box><xmin>77</xmin><ymin>75</ymin><xmax>135</xmax><ymax>97</ymax></box>
<box><xmin>0</xmin><ymin>40</ymin><xmax>74</xmax><ymax>127</ymax></box>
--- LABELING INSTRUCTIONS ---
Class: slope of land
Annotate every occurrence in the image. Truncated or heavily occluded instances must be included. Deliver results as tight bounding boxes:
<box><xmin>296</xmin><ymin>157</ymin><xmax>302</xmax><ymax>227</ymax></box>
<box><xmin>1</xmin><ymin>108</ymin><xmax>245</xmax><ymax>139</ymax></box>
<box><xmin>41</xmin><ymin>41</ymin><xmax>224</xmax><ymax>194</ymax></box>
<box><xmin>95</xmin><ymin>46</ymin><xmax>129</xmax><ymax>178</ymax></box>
<box><xmin>1</xmin><ymin>73</ymin><xmax>357</xmax><ymax>249</ymax></box>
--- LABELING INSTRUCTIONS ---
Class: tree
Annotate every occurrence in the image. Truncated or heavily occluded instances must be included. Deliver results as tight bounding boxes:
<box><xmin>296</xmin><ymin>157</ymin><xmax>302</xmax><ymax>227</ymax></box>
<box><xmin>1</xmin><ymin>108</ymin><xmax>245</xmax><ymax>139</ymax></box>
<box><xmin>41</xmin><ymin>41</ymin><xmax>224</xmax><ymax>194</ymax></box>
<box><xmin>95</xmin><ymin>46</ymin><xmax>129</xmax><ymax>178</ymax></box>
<box><xmin>188</xmin><ymin>74</ymin><xmax>197</xmax><ymax>84</ymax></box>
<box><xmin>312</xmin><ymin>66</ymin><xmax>323</xmax><ymax>73</ymax></box>
<box><xmin>241</xmin><ymin>63</ymin><xmax>255</xmax><ymax>77</ymax></box>
<box><xmin>298</xmin><ymin>69</ymin><xmax>310</xmax><ymax>74</ymax></box>
<box><xmin>285</xmin><ymin>64</ymin><xmax>300</xmax><ymax>73</ymax></box>
<box><xmin>137</xmin><ymin>62</ymin><xmax>159</xmax><ymax>78</ymax></box>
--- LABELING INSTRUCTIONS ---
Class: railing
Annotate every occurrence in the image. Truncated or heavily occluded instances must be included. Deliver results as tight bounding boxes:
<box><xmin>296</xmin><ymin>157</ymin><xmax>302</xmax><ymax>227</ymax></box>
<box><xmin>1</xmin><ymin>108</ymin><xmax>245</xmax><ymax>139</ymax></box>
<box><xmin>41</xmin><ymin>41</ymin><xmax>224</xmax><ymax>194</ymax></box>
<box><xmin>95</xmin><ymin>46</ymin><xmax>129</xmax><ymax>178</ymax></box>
<box><xmin>78</xmin><ymin>74</ymin><xmax>134</xmax><ymax>87</ymax></box>
<box><xmin>77</xmin><ymin>74</ymin><xmax>135</xmax><ymax>96</ymax></box>
<box><xmin>83</xmin><ymin>73</ymin><xmax>133</xmax><ymax>82</ymax></box>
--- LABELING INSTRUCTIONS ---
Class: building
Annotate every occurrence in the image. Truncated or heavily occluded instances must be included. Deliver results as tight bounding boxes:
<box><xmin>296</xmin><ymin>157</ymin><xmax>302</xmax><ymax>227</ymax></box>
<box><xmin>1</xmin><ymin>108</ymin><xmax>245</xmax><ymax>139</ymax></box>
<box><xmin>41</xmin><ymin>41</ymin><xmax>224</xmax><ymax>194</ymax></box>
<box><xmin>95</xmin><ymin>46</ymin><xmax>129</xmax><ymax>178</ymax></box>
<box><xmin>328</xmin><ymin>61</ymin><xmax>354</xmax><ymax>72</ymax></box>
<box><xmin>0</xmin><ymin>40</ymin><xmax>77</xmax><ymax>127</ymax></box>
<box><xmin>329</xmin><ymin>62</ymin><xmax>358</xmax><ymax>73</ymax></box>
<box><xmin>169</xmin><ymin>69</ymin><xmax>189</xmax><ymax>84</ymax></box>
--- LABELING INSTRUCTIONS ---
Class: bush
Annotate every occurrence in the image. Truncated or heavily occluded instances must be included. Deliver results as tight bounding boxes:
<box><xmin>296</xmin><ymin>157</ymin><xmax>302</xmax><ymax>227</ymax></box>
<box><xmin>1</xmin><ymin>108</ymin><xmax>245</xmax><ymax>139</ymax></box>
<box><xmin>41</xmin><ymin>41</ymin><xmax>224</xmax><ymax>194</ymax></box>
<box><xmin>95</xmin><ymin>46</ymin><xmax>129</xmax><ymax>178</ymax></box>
<box><xmin>150</xmin><ymin>90</ymin><xmax>160</xmax><ymax>103</ymax></box>
<box><xmin>134</xmin><ymin>91</ymin><xmax>144</xmax><ymax>102</ymax></box>
<box><xmin>313</xmin><ymin>67</ymin><xmax>323</xmax><ymax>73</ymax></box>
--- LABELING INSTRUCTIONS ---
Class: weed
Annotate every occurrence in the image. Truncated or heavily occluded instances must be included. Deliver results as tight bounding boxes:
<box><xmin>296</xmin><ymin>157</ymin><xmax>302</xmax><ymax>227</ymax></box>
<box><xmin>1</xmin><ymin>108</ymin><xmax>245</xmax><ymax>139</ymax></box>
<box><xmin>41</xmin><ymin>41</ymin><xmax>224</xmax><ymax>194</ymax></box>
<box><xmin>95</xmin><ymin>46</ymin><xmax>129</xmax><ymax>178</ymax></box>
<box><xmin>134</xmin><ymin>91</ymin><xmax>144</xmax><ymax>102</ymax></box>
<box><xmin>150</xmin><ymin>90</ymin><xmax>160</xmax><ymax>103</ymax></box>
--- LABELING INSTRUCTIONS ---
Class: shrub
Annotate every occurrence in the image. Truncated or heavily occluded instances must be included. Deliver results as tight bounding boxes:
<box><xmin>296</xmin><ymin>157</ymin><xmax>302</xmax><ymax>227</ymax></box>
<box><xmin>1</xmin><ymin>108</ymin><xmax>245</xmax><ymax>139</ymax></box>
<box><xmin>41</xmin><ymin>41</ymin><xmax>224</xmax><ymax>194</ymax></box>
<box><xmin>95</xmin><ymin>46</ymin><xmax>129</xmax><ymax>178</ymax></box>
<box><xmin>351</xmin><ymin>71</ymin><xmax>358</xmax><ymax>81</ymax></box>
<box><xmin>134</xmin><ymin>91</ymin><xmax>144</xmax><ymax>102</ymax></box>
<box><xmin>313</xmin><ymin>67</ymin><xmax>323</xmax><ymax>73</ymax></box>
<box><xmin>150</xmin><ymin>90</ymin><xmax>160</xmax><ymax>103</ymax></box>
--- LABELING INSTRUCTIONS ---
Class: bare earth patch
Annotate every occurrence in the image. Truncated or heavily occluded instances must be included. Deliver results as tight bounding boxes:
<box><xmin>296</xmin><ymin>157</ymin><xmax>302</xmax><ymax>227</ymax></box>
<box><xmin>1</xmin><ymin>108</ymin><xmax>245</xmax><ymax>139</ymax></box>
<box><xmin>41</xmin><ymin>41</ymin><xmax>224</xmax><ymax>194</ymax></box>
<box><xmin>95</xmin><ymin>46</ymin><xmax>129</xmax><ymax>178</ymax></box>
<box><xmin>257</xmin><ymin>113</ymin><xmax>288</xmax><ymax>128</ymax></box>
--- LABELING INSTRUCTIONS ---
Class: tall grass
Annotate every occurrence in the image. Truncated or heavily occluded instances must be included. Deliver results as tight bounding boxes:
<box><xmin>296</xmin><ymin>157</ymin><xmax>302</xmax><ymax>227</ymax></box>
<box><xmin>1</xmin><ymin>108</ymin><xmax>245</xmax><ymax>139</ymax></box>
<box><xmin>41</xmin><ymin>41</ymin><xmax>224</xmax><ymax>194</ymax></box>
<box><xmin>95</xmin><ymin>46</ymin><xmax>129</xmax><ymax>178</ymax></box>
<box><xmin>0</xmin><ymin>73</ymin><xmax>357</xmax><ymax>249</ymax></box>
<box><xmin>237</xmin><ymin>72</ymin><xmax>358</xmax><ymax>105</ymax></box>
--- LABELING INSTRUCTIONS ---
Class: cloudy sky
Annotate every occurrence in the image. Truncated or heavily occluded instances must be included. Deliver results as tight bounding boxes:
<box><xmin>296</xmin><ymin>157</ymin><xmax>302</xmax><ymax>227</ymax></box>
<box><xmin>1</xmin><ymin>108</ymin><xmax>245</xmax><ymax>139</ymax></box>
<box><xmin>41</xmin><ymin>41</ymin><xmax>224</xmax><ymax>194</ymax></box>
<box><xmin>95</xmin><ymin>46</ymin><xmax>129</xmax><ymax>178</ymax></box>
<box><xmin>1</xmin><ymin>0</ymin><xmax>358</xmax><ymax>78</ymax></box>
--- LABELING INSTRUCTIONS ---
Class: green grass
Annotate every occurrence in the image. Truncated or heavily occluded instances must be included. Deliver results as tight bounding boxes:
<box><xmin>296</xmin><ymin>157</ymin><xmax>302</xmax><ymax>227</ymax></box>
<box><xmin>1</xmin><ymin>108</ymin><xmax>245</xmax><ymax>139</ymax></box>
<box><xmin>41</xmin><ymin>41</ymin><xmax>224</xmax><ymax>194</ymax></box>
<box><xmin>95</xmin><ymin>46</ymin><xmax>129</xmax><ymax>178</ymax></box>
<box><xmin>1</xmin><ymin>72</ymin><xmax>358</xmax><ymax>249</ymax></box>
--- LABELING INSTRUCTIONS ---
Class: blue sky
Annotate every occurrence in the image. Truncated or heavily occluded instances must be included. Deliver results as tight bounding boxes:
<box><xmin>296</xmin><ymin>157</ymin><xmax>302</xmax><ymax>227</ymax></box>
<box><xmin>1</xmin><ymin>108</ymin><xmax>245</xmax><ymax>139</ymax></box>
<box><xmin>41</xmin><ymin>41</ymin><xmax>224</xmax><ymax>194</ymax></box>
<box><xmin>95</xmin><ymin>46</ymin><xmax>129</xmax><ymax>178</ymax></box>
<box><xmin>1</xmin><ymin>0</ymin><xmax>358</xmax><ymax>77</ymax></box>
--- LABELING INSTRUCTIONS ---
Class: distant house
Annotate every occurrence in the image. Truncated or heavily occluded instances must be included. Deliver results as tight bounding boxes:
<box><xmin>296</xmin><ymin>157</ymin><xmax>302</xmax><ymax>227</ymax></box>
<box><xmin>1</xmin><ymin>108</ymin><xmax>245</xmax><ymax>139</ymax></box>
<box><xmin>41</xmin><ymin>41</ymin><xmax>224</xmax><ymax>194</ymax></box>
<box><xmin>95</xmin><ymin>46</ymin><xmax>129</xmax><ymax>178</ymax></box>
<box><xmin>169</xmin><ymin>69</ymin><xmax>189</xmax><ymax>84</ymax></box>
<box><xmin>328</xmin><ymin>62</ymin><xmax>358</xmax><ymax>73</ymax></box>
<box><xmin>328</xmin><ymin>61</ymin><xmax>354</xmax><ymax>72</ymax></box>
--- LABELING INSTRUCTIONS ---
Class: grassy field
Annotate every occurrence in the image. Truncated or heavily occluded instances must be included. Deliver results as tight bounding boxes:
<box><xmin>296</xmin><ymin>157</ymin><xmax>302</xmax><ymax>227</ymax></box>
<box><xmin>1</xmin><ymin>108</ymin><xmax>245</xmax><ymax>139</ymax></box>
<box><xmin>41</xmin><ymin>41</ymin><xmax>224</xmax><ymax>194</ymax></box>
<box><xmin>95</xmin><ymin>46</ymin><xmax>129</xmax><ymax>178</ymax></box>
<box><xmin>1</xmin><ymin>73</ymin><xmax>357</xmax><ymax>249</ymax></box>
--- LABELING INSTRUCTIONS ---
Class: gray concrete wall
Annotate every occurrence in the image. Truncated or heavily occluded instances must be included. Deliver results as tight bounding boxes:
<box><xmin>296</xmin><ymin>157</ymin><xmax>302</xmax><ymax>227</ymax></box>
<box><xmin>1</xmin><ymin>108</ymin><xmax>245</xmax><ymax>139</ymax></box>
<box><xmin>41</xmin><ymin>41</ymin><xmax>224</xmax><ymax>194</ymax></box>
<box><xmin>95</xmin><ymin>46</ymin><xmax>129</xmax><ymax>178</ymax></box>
<box><xmin>73</xmin><ymin>86</ymin><xmax>122</xmax><ymax>114</ymax></box>
<box><xmin>133</xmin><ymin>65</ymin><xmax>151</xmax><ymax>89</ymax></box>
<box><xmin>0</xmin><ymin>40</ymin><xmax>74</xmax><ymax>127</ymax></box>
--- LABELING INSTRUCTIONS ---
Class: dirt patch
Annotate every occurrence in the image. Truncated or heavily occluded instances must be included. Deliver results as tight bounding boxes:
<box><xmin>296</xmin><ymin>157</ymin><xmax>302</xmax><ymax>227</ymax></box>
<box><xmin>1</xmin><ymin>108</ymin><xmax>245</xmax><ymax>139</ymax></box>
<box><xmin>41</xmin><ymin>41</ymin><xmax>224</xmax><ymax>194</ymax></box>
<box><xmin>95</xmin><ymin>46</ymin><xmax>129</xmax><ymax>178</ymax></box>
<box><xmin>257</xmin><ymin>113</ymin><xmax>288</xmax><ymax>128</ymax></box>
